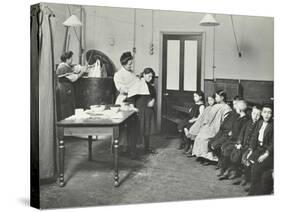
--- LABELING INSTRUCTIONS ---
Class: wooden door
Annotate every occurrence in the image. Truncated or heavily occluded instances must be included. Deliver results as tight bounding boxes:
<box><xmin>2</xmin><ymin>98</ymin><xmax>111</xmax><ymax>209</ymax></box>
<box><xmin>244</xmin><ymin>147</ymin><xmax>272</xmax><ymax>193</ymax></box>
<box><xmin>161</xmin><ymin>34</ymin><xmax>202</xmax><ymax>130</ymax></box>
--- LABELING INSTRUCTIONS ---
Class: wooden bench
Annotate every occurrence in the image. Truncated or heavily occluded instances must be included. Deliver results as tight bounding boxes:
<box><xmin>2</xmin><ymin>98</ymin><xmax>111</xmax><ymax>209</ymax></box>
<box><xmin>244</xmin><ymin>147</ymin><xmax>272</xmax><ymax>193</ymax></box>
<box><xmin>162</xmin><ymin>105</ymin><xmax>191</xmax><ymax>125</ymax></box>
<box><xmin>162</xmin><ymin>115</ymin><xmax>183</xmax><ymax>125</ymax></box>
<box><xmin>172</xmin><ymin>105</ymin><xmax>190</xmax><ymax>114</ymax></box>
<box><xmin>161</xmin><ymin>104</ymin><xmax>192</xmax><ymax>134</ymax></box>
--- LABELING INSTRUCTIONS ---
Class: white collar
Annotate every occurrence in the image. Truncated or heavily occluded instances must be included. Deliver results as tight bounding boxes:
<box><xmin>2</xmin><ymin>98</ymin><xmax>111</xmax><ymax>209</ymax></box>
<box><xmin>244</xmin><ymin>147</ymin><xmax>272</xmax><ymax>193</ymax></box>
<box><xmin>121</xmin><ymin>66</ymin><xmax>133</xmax><ymax>73</ymax></box>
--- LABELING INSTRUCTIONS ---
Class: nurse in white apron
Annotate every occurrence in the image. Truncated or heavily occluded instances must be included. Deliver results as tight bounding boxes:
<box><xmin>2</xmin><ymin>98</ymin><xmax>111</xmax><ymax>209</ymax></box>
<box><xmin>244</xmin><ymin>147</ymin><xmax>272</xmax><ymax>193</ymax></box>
<box><xmin>114</xmin><ymin>51</ymin><xmax>149</xmax><ymax>105</ymax></box>
<box><xmin>113</xmin><ymin>52</ymin><xmax>149</xmax><ymax>159</ymax></box>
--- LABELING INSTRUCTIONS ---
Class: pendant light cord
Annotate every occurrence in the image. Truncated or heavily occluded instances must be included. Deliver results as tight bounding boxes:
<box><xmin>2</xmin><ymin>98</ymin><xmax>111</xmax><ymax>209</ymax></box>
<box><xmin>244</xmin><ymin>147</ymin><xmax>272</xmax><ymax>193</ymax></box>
<box><xmin>151</xmin><ymin>10</ymin><xmax>154</xmax><ymax>43</ymax></box>
<box><xmin>67</xmin><ymin>5</ymin><xmax>81</xmax><ymax>43</ymax></box>
<box><xmin>213</xmin><ymin>25</ymin><xmax>216</xmax><ymax>80</ymax></box>
<box><xmin>231</xmin><ymin>15</ymin><xmax>241</xmax><ymax>57</ymax></box>
<box><xmin>133</xmin><ymin>9</ymin><xmax>137</xmax><ymax>71</ymax></box>
<box><xmin>133</xmin><ymin>9</ymin><xmax>137</xmax><ymax>52</ymax></box>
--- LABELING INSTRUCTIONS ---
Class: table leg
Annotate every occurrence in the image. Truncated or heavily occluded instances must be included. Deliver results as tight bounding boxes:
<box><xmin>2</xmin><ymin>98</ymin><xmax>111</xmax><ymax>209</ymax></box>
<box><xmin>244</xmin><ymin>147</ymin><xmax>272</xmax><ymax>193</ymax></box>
<box><xmin>88</xmin><ymin>135</ymin><xmax>93</xmax><ymax>161</ymax></box>
<box><xmin>114</xmin><ymin>139</ymin><xmax>119</xmax><ymax>187</ymax></box>
<box><xmin>58</xmin><ymin>140</ymin><xmax>65</xmax><ymax>187</ymax></box>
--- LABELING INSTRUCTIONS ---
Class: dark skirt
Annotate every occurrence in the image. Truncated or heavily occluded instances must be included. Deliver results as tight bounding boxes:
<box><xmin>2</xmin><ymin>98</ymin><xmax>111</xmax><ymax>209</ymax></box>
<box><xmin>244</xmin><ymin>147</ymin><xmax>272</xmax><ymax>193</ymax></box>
<box><xmin>56</xmin><ymin>81</ymin><xmax>76</xmax><ymax>120</ymax></box>
<box><xmin>135</xmin><ymin>95</ymin><xmax>156</xmax><ymax>137</ymax></box>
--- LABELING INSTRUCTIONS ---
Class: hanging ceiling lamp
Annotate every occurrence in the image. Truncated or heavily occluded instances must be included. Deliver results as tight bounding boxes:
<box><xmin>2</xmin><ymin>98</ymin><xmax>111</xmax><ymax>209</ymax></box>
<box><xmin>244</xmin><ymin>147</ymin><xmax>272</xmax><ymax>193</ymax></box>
<box><xmin>62</xmin><ymin>14</ymin><xmax>83</xmax><ymax>54</ymax></box>
<box><xmin>199</xmin><ymin>13</ymin><xmax>220</xmax><ymax>81</ymax></box>
<box><xmin>200</xmin><ymin>14</ymin><xmax>220</xmax><ymax>26</ymax></box>
<box><xmin>63</xmin><ymin>14</ymin><xmax>82</xmax><ymax>27</ymax></box>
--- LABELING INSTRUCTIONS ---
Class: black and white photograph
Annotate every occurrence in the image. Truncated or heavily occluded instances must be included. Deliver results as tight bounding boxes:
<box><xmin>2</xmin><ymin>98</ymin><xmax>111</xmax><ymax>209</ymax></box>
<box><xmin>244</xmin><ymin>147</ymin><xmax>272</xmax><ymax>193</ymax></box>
<box><xmin>1</xmin><ymin>0</ymin><xmax>279</xmax><ymax>211</ymax></box>
<box><xmin>29</xmin><ymin>1</ymin><xmax>276</xmax><ymax>209</ymax></box>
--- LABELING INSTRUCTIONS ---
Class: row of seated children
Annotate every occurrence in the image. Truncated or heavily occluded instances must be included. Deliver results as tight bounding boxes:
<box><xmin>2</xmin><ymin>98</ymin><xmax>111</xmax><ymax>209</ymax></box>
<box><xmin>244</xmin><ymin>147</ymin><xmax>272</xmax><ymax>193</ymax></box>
<box><xmin>177</xmin><ymin>90</ymin><xmax>230</xmax><ymax>160</ymax></box>
<box><xmin>177</xmin><ymin>90</ymin><xmax>273</xmax><ymax>196</ymax></box>
<box><xmin>215</xmin><ymin>102</ymin><xmax>274</xmax><ymax>195</ymax></box>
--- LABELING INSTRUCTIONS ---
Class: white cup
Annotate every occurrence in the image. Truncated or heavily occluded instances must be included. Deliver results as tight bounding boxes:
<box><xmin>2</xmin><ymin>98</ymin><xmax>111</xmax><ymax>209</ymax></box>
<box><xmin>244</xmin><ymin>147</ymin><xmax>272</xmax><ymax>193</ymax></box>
<box><xmin>90</xmin><ymin>105</ymin><xmax>96</xmax><ymax>111</ymax></box>
<box><xmin>75</xmin><ymin>108</ymin><xmax>84</xmax><ymax>117</ymax></box>
<box><xmin>124</xmin><ymin>105</ymin><xmax>129</xmax><ymax>111</ymax></box>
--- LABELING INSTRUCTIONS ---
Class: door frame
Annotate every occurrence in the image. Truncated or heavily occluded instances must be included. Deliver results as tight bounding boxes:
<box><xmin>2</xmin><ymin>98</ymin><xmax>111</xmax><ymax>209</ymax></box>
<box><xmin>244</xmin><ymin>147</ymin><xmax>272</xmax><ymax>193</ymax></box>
<box><xmin>157</xmin><ymin>31</ymin><xmax>206</xmax><ymax>130</ymax></box>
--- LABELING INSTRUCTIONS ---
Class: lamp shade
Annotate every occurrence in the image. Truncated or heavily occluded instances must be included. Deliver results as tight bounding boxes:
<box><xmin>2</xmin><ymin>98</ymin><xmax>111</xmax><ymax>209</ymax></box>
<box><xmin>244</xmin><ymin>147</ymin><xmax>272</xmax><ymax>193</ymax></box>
<box><xmin>199</xmin><ymin>14</ymin><xmax>220</xmax><ymax>26</ymax></box>
<box><xmin>63</xmin><ymin>15</ymin><xmax>82</xmax><ymax>27</ymax></box>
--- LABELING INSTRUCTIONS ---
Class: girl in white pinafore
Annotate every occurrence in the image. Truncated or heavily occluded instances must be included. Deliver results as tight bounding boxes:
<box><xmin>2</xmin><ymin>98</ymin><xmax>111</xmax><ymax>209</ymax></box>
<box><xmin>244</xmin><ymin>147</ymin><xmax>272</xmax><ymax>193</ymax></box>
<box><xmin>192</xmin><ymin>90</ymin><xmax>232</xmax><ymax>161</ymax></box>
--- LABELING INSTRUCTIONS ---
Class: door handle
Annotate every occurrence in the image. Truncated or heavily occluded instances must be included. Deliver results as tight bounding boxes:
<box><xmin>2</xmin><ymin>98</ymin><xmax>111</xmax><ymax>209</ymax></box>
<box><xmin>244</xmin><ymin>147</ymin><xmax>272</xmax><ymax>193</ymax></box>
<box><xmin>163</xmin><ymin>92</ymin><xmax>169</xmax><ymax>96</ymax></box>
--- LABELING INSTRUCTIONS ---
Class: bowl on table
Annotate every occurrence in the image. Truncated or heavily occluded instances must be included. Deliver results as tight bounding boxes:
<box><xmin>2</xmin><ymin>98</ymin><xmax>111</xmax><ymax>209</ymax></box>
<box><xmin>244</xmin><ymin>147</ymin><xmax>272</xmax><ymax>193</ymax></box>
<box><xmin>110</xmin><ymin>105</ymin><xmax>121</xmax><ymax>113</ymax></box>
<box><xmin>90</xmin><ymin>105</ymin><xmax>105</xmax><ymax>112</ymax></box>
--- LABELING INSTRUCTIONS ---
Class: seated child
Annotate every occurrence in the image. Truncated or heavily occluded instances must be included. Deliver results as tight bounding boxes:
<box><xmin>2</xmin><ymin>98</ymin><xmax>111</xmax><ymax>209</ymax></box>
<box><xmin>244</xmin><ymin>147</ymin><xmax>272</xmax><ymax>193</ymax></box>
<box><xmin>231</xmin><ymin>105</ymin><xmax>261</xmax><ymax>186</ymax></box>
<box><xmin>217</xmin><ymin>100</ymin><xmax>250</xmax><ymax>179</ymax></box>
<box><xmin>177</xmin><ymin>91</ymin><xmax>205</xmax><ymax>151</ymax></box>
<box><xmin>192</xmin><ymin>90</ymin><xmax>232</xmax><ymax>163</ymax></box>
<box><xmin>206</xmin><ymin>96</ymin><xmax>241</xmax><ymax>166</ymax></box>
<box><xmin>184</xmin><ymin>95</ymin><xmax>216</xmax><ymax>157</ymax></box>
<box><xmin>247</xmin><ymin>103</ymin><xmax>273</xmax><ymax>195</ymax></box>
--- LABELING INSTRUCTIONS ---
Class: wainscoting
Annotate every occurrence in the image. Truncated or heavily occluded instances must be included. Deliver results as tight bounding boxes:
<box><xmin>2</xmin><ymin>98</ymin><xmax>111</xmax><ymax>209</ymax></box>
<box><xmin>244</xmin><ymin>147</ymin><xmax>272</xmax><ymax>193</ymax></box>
<box><xmin>204</xmin><ymin>79</ymin><xmax>273</xmax><ymax>105</ymax></box>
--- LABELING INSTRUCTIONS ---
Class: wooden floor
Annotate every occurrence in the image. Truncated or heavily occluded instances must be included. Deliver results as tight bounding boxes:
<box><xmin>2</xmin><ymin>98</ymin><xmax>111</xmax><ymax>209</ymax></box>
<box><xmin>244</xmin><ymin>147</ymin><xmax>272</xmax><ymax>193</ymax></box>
<box><xmin>40</xmin><ymin>135</ymin><xmax>247</xmax><ymax>209</ymax></box>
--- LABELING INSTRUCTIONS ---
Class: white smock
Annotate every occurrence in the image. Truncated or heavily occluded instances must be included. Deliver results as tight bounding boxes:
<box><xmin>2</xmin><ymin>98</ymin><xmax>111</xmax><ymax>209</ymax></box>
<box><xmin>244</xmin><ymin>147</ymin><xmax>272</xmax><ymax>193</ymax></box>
<box><xmin>113</xmin><ymin>67</ymin><xmax>149</xmax><ymax>104</ymax></box>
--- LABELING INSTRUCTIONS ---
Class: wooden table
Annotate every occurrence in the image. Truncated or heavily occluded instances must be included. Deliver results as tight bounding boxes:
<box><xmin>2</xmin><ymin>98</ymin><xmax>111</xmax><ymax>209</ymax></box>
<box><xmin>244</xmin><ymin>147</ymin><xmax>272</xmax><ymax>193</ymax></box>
<box><xmin>56</xmin><ymin>110</ymin><xmax>136</xmax><ymax>187</ymax></box>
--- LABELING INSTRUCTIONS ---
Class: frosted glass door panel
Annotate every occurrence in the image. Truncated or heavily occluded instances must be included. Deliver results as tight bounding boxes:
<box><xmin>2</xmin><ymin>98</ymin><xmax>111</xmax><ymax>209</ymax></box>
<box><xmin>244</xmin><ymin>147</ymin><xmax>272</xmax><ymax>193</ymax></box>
<box><xmin>166</xmin><ymin>40</ymin><xmax>180</xmax><ymax>90</ymax></box>
<box><xmin>184</xmin><ymin>40</ymin><xmax>197</xmax><ymax>91</ymax></box>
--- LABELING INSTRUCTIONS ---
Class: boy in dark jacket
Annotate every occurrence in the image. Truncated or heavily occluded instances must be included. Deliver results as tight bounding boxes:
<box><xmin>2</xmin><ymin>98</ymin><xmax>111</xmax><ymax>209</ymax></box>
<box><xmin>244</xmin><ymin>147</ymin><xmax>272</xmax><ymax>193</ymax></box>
<box><xmin>217</xmin><ymin>100</ymin><xmax>250</xmax><ymax>179</ymax></box>
<box><xmin>206</xmin><ymin>97</ymin><xmax>241</xmax><ymax>166</ymax></box>
<box><xmin>247</xmin><ymin>104</ymin><xmax>273</xmax><ymax>195</ymax></box>
<box><xmin>231</xmin><ymin>106</ymin><xmax>261</xmax><ymax>186</ymax></box>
